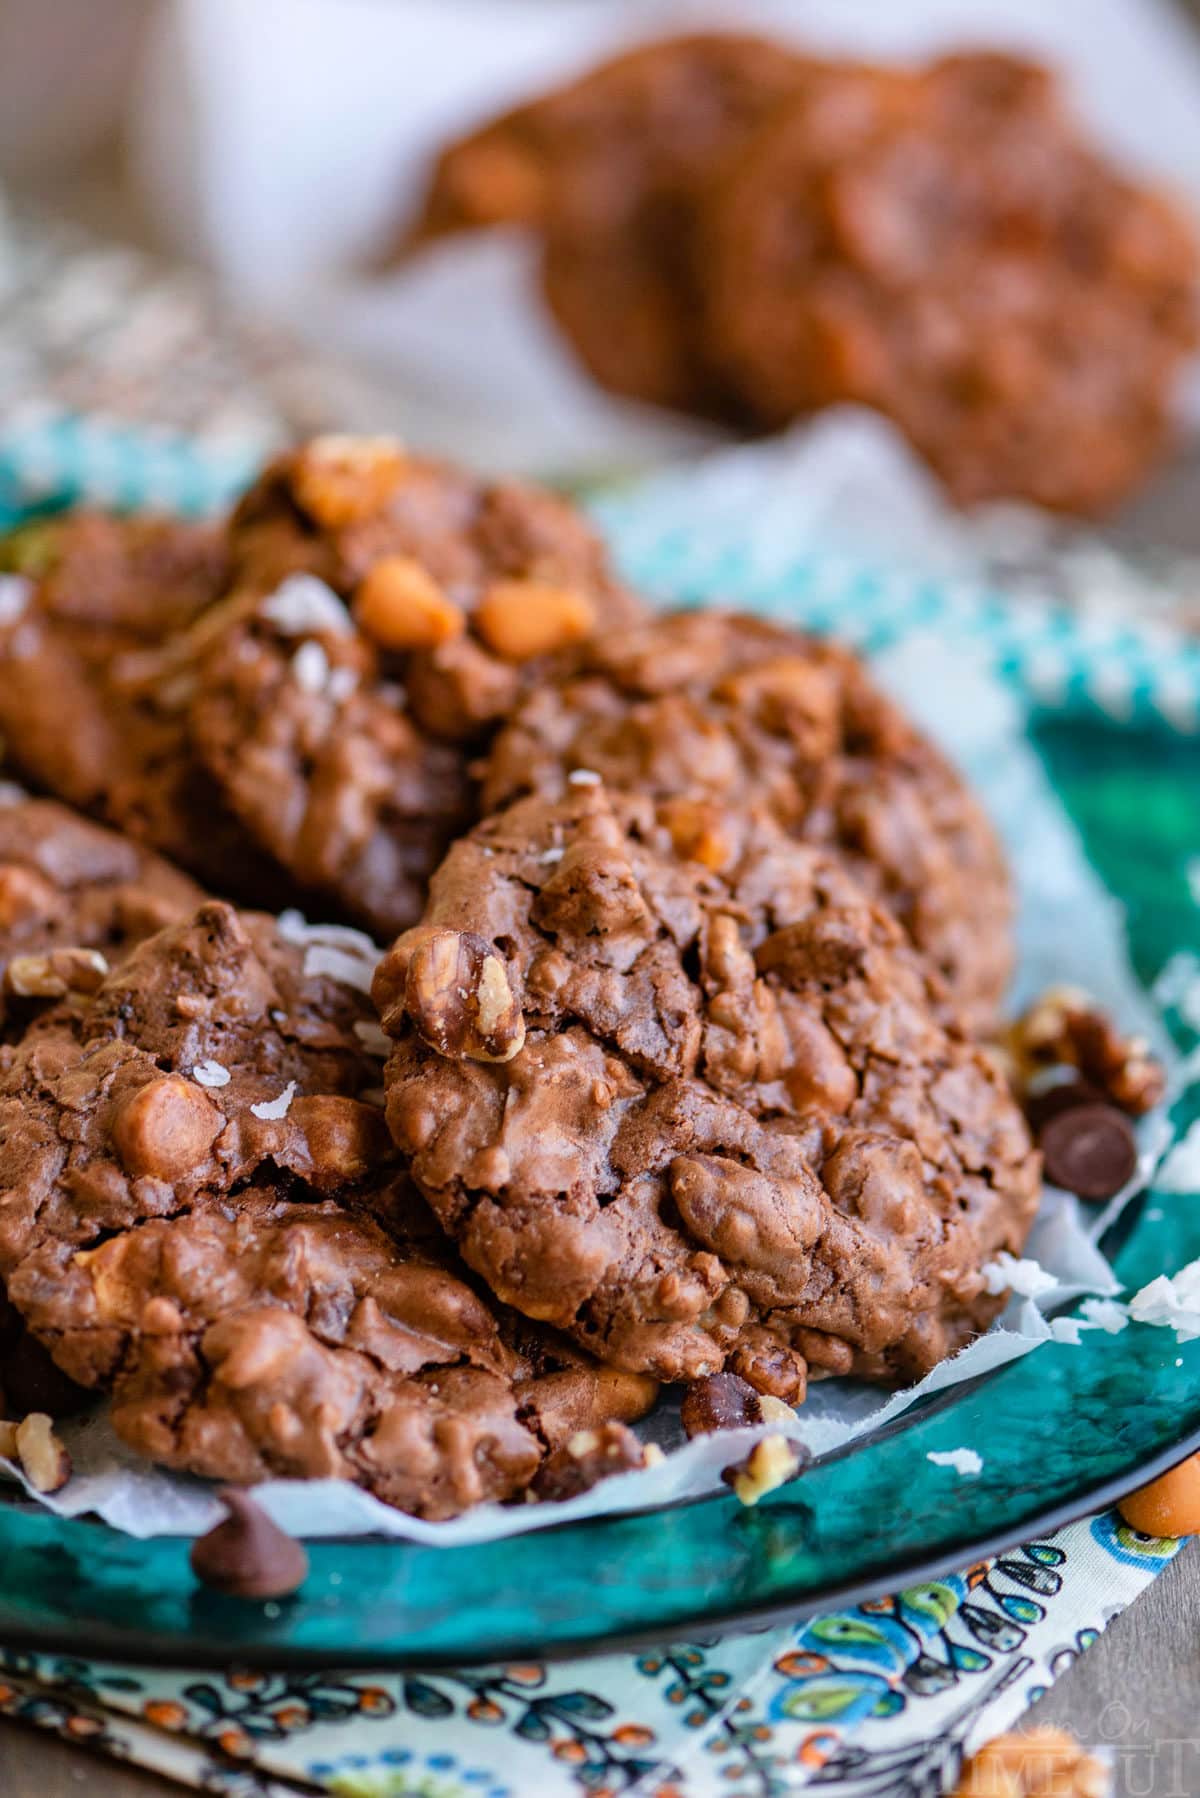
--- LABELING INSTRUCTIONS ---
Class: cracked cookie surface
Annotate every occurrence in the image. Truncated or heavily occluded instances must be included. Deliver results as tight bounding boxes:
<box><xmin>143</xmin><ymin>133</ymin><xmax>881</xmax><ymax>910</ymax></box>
<box><xmin>484</xmin><ymin>608</ymin><xmax>1012</xmax><ymax>1026</ymax></box>
<box><xmin>0</xmin><ymin>900</ymin><xmax>652</xmax><ymax>1515</ymax></box>
<box><xmin>376</xmin><ymin>787</ymin><xmax>1039</xmax><ymax>1393</ymax></box>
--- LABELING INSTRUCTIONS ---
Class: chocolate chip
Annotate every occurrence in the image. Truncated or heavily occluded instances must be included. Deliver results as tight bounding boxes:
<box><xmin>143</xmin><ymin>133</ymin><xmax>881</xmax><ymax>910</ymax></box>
<box><xmin>681</xmin><ymin>1371</ymin><xmax>764</xmax><ymax>1437</ymax></box>
<box><xmin>1038</xmin><ymin>1101</ymin><xmax>1137</xmax><ymax>1201</ymax></box>
<box><xmin>190</xmin><ymin>1490</ymin><xmax>309</xmax><ymax>1599</ymax></box>
<box><xmin>531</xmin><ymin>1421</ymin><xmax>649</xmax><ymax>1501</ymax></box>
<box><xmin>1023</xmin><ymin>1076</ymin><xmax>1102</xmax><ymax>1136</ymax></box>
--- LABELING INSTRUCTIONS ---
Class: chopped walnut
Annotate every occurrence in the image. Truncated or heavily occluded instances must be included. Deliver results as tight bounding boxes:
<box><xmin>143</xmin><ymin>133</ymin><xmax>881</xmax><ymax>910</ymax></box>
<box><xmin>532</xmin><ymin>1420</ymin><xmax>649</xmax><ymax>1500</ymax></box>
<box><xmin>723</xmin><ymin>1433</ymin><xmax>806</xmax><ymax>1506</ymax></box>
<box><xmin>13</xmin><ymin>1412</ymin><xmax>72</xmax><ymax>1493</ymax></box>
<box><xmin>1006</xmin><ymin>986</ymin><xmax>1165</xmax><ymax>1116</ymax></box>
<box><xmin>5</xmin><ymin>945</ymin><xmax>109</xmax><ymax>999</ymax></box>
<box><xmin>950</xmin><ymin>1727</ymin><xmax>1111</xmax><ymax>1797</ymax></box>
<box><xmin>404</xmin><ymin>929</ymin><xmax>526</xmax><ymax>1063</ymax></box>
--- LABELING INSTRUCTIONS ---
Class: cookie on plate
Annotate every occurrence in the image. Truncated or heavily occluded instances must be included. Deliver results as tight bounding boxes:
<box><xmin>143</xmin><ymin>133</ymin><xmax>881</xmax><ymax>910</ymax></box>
<box><xmin>375</xmin><ymin>786</ymin><xmax>1040</xmax><ymax>1395</ymax></box>
<box><xmin>0</xmin><ymin>901</ymin><xmax>654</xmax><ymax>1516</ymax></box>
<box><xmin>484</xmin><ymin>608</ymin><xmax>1012</xmax><ymax>1027</ymax></box>
<box><xmin>704</xmin><ymin>50</ymin><xmax>1200</xmax><ymax>512</ymax></box>
<box><xmin>0</xmin><ymin>511</ymin><xmax>290</xmax><ymax>900</ymax></box>
<box><xmin>0</xmin><ymin>791</ymin><xmax>203</xmax><ymax>1042</ymax></box>
<box><xmin>187</xmin><ymin>436</ymin><xmax>644</xmax><ymax>937</ymax></box>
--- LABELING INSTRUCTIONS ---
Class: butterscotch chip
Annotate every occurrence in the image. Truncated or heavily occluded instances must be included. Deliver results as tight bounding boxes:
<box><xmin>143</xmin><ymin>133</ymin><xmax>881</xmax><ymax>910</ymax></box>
<box><xmin>475</xmin><ymin>580</ymin><xmax>597</xmax><ymax>660</ymax></box>
<box><xmin>111</xmin><ymin>1077</ymin><xmax>224</xmax><ymax>1182</ymax></box>
<box><xmin>354</xmin><ymin>556</ymin><xmax>465</xmax><ymax>650</ymax></box>
<box><xmin>380</xmin><ymin>785</ymin><xmax>1039</xmax><ymax>1387</ymax></box>
<box><xmin>291</xmin><ymin>435</ymin><xmax>409</xmax><ymax>529</ymax></box>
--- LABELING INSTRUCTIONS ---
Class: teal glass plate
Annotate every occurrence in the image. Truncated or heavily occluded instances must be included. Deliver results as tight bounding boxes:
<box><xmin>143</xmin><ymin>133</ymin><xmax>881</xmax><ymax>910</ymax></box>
<box><xmin>0</xmin><ymin>719</ymin><xmax>1195</xmax><ymax>1670</ymax></box>
<box><xmin>2</xmin><ymin>442</ymin><xmax>1199</xmax><ymax>1668</ymax></box>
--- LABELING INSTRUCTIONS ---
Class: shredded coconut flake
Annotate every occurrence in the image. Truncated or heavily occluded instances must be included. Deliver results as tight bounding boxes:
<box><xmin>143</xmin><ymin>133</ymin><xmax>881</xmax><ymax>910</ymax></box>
<box><xmin>292</xmin><ymin>639</ymin><xmax>331</xmax><ymax>693</ymax></box>
<box><xmin>539</xmin><ymin>846</ymin><xmax>565</xmax><ymax>863</ymax></box>
<box><xmin>981</xmin><ymin>1252</ymin><xmax>1060</xmax><ymax>1300</ymax></box>
<box><xmin>927</xmin><ymin>1449</ymin><xmax>982</xmax><ymax>1476</ymax></box>
<box><xmin>1128</xmin><ymin>1260</ymin><xmax>1200</xmax><ymax>1342</ymax></box>
<box><xmin>304</xmin><ymin>944</ymin><xmax>376</xmax><ymax>994</ymax></box>
<box><xmin>353</xmin><ymin>1019</ymin><xmax>392</xmax><ymax>1058</ymax></box>
<box><xmin>1078</xmin><ymin>1297</ymin><xmax>1129</xmax><ymax>1335</ymax></box>
<box><xmin>250</xmin><ymin>1080</ymin><xmax>297</xmax><ymax>1121</ymax></box>
<box><xmin>327</xmin><ymin>665</ymin><xmax>358</xmax><ymax>703</ymax></box>
<box><xmin>260</xmin><ymin>574</ymin><xmax>352</xmax><ymax>638</ymax></box>
<box><xmin>1154</xmin><ymin>1120</ymin><xmax>1200</xmax><ymax>1194</ymax></box>
<box><xmin>567</xmin><ymin>768</ymin><xmax>601</xmax><ymax>786</ymax></box>
<box><xmin>0</xmin><ymin>574</ymin><xmax>32</xmax><ymax>624</ymax></box>
<box><xmin>192</xmin><ymin>1059</ymin><xmax>231</xmax><ymax>1089</ymax></box>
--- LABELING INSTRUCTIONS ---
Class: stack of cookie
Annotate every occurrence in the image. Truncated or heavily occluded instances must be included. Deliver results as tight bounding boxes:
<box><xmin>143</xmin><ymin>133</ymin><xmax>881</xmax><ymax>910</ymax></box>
<box><xmin>406</xmin><ymin>35</ymin><xmax>1200</xmax><ymax>516</ymax></box>
<box><xmin>0</xmin><ymin>435</ymin><xmax>1042</xmax><ymax>1521</ymax></box>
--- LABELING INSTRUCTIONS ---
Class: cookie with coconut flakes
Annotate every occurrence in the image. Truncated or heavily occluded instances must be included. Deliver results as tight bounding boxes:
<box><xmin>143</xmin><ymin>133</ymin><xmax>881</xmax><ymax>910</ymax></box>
<box><xmin>187</xmin><ymin>436</ymin><xmax>644</xmax><ymax>937</ymax></box>
<box><xmin>375</xmin><ymin>785</ymin><xmax>1039</xmax><ymax>1396</ymax></box>
<box><xmin>0</xmin><ymin>899</ymin><xmax>654</xmax><ymax>1517</ymax></box>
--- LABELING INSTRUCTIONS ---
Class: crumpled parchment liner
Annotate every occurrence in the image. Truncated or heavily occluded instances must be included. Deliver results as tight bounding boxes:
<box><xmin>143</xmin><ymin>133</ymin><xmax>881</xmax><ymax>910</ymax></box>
<box><xmin>1</xmin><ymin>634</ymin><xmax>1187</xmax><ymax>1544</ymax></box>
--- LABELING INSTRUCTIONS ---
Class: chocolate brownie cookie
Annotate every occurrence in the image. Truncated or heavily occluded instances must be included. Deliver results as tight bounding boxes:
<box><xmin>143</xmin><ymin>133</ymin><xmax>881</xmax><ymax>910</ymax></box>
<box><xmin>0</xmin><ymin>792</ymin><xmax>203</xmax><ymax>1042</ymax></box>
<box><xmin>705</xmin><ymin>51</ymin><xmax>1200</xmax><ymax>512</ymax></box>
<box><xmin>410</xmin><ymin>34</ymin><xmax>806</xmax><ymax>415</ymax></box>
<box><xmin>0</xmin><ymin>901</ymin><xmax>654</xmax><ymax>1516</ymax></box>
<box><xmin>483</xmin><ymin>609</ymin><xmax>1012</xmax><ymax>1026</ymax></box>
<box><xmin>189</xmin><ymin>436</ymin><xmax>643</xmax><ymax>936</ymax></box>
<box><xmin>376</xmin><ymin>787</ymin><xmax>1040</xmax><ymax>1393</ymax></box>
<box><xmin>0</xmin><ymin>510</ymin><xmax>289</xmax><ymax>899</ymax></box>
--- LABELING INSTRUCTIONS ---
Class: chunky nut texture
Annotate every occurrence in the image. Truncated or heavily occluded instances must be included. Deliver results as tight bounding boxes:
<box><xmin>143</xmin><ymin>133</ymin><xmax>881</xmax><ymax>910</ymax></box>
<box><xmin>5</xmin><ymin>946</ymin><xmax>109</xmax><ymax>998</ymax></box>
<box><xmin>680</xmin><ymin>1370</ymin><xmax>795</xmax><ymax>1436</ymax></box>
<box><xmin>483</xmin><ymin>609</ymin><xmax>1013</xmax><ymax>1027</ymax></box>
<box><xmin>475</xmin><ymin>580</ymin><xmax>596</xmax><ymax>660</ymax></box>
<box><xmin>13</xmin><ymin>1412</ymin><xmax>72</xmax><ymax>1493</ymax></box>
<box><xmin>532</xmin><ymin>1420</ymin><xmax>648</xmax><ymax>1501</ymax></box>
<box><xmin>724</xmin><ymin>1434</ymin><xmax>806</xmax><ymax>1506</ymax></box>
<box><xmin>950</xmin><ymin>1728</ymin><xmax>1111</xmax><ymax>1798</ymax></box>
<box><xmin>0</xmin><ymin>901</ymin><xmax>655</xmax><ymax>1521</ymax></box>
<box><xmin>1008</xmin><ymin>986</ymin><xmax>1165</xmax><ymax>1116</ymax></box>
<box><xmin>353</xmin><ymin>555</ymin><xmax>465</xmax><ymax>650</ymax></box>
<box><xmin>381</xmin><ymin>786</ymin><xmax>1039</xmax><ymax>1388</ymax></box>
<box><xmin>400</xmin><ymin>930</ymin><xmax>526</xmax><ymax>1063</ymax></box>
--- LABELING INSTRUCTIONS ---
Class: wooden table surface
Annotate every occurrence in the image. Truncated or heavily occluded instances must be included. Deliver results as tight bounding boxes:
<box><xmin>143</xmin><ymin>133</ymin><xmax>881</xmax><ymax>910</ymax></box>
<box><xmin>0</xmin><ymin>1536</ymin><xmax>1196</xmax><ymax>1795</ymax></box>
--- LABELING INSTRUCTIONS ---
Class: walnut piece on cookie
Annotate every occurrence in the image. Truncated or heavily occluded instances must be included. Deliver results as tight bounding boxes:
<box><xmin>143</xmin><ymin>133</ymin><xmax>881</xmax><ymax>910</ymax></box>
<box><xmin>377</xmin><ymin>786</ymin><xmax>1039</xmax><ymax>1391</ymax></box>
<box><xmin>482</xmin><ymin>608</ymin><xmax>1012</xmax><ymax>1027</ymax></box>
<box><xmin>0</xmin><ymin>898</ymin><xmax>654</xmax><ymax>1518</ymax></box>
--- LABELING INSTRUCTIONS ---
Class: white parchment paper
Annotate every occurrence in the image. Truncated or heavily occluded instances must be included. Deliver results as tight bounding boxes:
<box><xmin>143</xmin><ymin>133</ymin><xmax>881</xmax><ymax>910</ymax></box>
<box><xmin>2</xmin><ymin>626</ymin><xmax>1184</xmax><ymax>1543</ymax></box>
